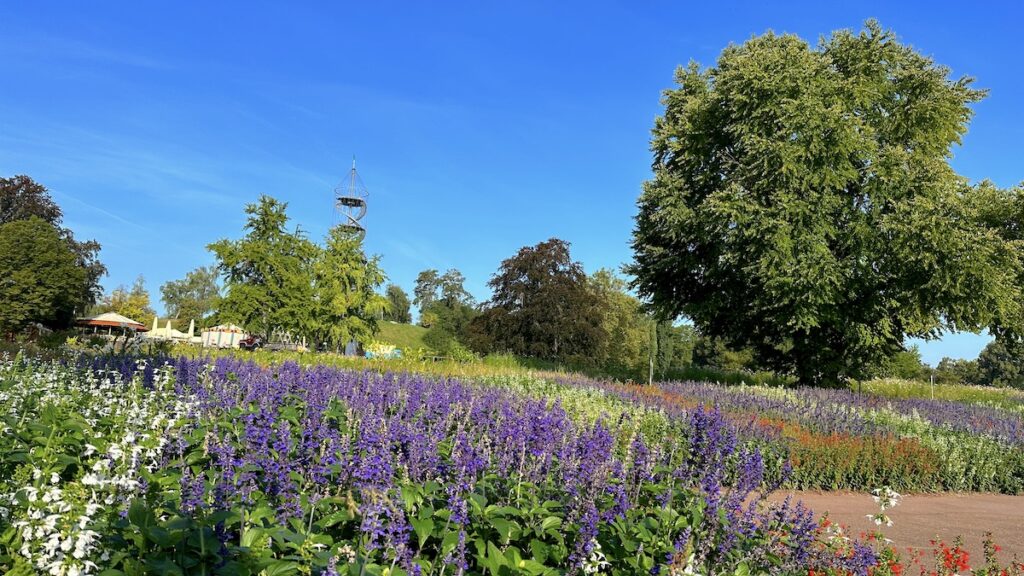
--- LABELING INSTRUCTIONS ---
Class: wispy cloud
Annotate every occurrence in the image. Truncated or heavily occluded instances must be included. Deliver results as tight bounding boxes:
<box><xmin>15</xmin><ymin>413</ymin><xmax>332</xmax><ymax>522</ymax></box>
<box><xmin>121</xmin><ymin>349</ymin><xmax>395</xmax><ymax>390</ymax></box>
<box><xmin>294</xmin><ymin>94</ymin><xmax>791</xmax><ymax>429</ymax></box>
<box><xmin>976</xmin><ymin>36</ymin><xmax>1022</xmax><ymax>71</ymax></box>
<box><xmin>0</xmin><ymin>32</ymin><xmax>169</xmax><ymax>70</ymax></box>
<box><xmin>0</xmin><ymin>123</ymin><xmax>245</xmax><ymax>207</ymax></box>
<box><xmin>386</xmin><ymin>238</ymin><xmax>443</xmax><ymax>269</ymax></box>
<box><xmin>50</xmin><ymin>189</ymin><xmax>146</xmax><ymax>231</ymax></box>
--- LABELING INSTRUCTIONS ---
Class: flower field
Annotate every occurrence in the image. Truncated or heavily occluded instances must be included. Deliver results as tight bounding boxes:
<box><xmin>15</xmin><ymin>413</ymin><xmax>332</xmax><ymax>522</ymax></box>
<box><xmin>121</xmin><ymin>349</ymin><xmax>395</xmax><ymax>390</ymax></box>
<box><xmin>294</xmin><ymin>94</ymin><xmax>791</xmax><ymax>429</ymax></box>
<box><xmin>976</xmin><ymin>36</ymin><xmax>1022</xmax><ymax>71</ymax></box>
<box><xmin>2</xmin><ymin>354</ymin><xmax>1024</xmax><ymax>575</ymax></box>
<box><xmin>584</xmin><ymin>380</ymin><xmax>1024</xmax><ymax>493</ymax></box>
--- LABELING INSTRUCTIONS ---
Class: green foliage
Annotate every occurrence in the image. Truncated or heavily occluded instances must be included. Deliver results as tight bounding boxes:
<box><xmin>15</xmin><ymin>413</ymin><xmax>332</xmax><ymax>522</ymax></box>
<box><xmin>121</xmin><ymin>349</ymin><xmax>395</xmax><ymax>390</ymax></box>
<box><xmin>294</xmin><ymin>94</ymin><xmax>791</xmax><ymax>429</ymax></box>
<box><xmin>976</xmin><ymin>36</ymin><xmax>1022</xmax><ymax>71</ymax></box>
<box><xmin>159</xmin><ymin>266</ymin><xmax>220</xmax><ymax>328</ymax></box>
<box><xmin>413</xmin><ymin>268</ymin><xmax>441</xmax><ymax>315</ymax></box>
<box><xmin>409</xmin><ymin>269</ymin><xmax>478</xmax><ymax>354</ymax></box>
<box><xmin>208</xmin><ymin>195</ymin><xmax>317</xmax><ymax>340</ymax></box>
<box><xmin>311</xmin><ymin>226</ymin><xmax>389</xmax><ymax>349</ymax></box>
<box><xmin>0</xmin><ymin>175</ymin><xmax>106</xmax><ymax>312</ymax></box>
<box><xmin>422</xmin><ymin>301</ymin><xmax>478</xmax><ymax>355</ymax></box>
<box><xmin>92</xmin><ymin>275</ymin><xmax>157</xmax><ymax>324</ymax></box>
<box><xmin>977</xmin><ymin>336</ymin><xmax>1024</xmax><ymax>389</ymax></box>
<box><xmin>209</xmin><ymin>197</ymin><xmax>390</xmax><ymax>349</ymax></box>
<box><xmin>473</xmin><ymin>238</ymin><xmax>604</xmax><ymax>363</ymax></box>
<box><xmin>692</xmin><ymin>337</ymin><xmax>756</xmax><ymax>373</ymax></box>
<box><xmin>414</xmin><ymin>268</ymin><xmax>474</xmax><ymax>326</ymax></box>
<box><xmin>588</xmin><ymin>269</ymin><xmax>652</xmax><ymax>375</ymax></box>
<box><xmin>860</xmin><ymin>377</ymin><xmax>1024</xmax><ymax>410</ymax></box>
<box><xmin>383</xmin><ymin>284</ymin><xmax>412</xmax><ymax>323</ymax></box>
<box><xmin>935</xmin><ymin>357</ymin><xmax>982</xmax><ymax>386</ymax></box>
<box><xmin>630</xmin><ymin>21</ymin><xmax>1024</xmax><ymax>386</ymax></box>
<box><xmin>665</xmin><ymin>365</ymin><xmax>794</xmax><ymax>388</ymax></box>
<box><xmin>654</xmin><ymin>322</ymin><xmax>696</xmax><ymax>379</ymax></box>
<box><xmin>0</xmin><ymin>218</ymin><xmax>87</xmax><ymax>334</ymax></box>
<box><xmin>867</xmin><ymin>346</ymin><xmax>929</xmax><ymax>381</ymax></box>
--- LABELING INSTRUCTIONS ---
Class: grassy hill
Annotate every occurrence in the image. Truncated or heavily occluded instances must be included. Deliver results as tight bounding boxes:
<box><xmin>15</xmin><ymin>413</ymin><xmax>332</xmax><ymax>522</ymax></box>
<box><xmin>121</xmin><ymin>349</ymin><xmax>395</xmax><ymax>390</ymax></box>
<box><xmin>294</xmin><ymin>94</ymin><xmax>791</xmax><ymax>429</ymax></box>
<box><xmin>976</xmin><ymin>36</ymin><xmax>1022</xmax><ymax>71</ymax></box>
<box><xmin>375</xmin><ymin>321</ymin><xmax>429</xmax><ymax>351</ymax></box>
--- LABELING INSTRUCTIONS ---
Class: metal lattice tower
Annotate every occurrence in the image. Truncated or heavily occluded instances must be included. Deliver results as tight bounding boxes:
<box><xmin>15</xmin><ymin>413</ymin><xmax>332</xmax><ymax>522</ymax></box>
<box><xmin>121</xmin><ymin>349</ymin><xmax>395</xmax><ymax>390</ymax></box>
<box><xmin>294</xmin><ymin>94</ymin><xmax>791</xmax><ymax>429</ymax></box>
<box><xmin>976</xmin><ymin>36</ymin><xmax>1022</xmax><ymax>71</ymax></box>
<box><xmin>334</xmin><ymin>157</ymin><xmax>368</xmax><ymax>239</ymax></box>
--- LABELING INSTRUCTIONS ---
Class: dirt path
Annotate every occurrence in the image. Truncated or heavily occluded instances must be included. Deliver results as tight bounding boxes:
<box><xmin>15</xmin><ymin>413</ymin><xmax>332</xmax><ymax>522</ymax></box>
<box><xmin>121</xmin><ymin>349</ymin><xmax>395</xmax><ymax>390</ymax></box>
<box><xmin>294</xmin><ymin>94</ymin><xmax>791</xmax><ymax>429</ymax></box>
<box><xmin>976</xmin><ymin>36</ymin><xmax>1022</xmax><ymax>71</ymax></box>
<box><xmin>770</xmin><ymin>491</ymin><xmax>1024</xmax><ymax>563</ymax></box>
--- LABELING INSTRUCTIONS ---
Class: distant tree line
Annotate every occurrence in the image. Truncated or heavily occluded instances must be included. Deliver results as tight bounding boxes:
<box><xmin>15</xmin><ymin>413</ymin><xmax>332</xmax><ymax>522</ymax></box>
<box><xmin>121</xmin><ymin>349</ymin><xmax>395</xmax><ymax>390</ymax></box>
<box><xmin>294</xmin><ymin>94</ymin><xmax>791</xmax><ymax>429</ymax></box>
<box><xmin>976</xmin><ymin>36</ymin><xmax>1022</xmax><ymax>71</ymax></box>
<box><xmin>387</xmin><ymin>237</ymin><xmax>745</xmax><ymax>380</ymax></box>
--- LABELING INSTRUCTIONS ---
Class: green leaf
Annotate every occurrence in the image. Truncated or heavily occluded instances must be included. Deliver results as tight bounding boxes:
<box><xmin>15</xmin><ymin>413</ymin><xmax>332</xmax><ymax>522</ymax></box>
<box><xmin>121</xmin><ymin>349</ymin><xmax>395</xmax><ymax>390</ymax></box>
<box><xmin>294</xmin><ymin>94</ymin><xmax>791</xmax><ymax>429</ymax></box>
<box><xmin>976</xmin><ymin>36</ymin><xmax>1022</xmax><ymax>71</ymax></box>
<box><xmin>261</xmin><ymin>560</ymin><xmax>300</xmax><ymax>576</ymax></box>
<box><xmin>318</xmin><ymin>510</ymin><xmax>353</xmax><ymax>529</ymax></box>
<box><xmin>410</xmin><ymin>517</ymin><xmax>434</xmax><ymax>549</ymax></box>
<box><xmin>540</xmin><ymin>516</ymin><xmax>561</xmax><ymax>532</ymax></box>
<box><xmin>144</xmin><ymin>559</ymin><xmax>183</xmax><ymax>576</ymax></box>
<box><xmin>441</xmin><ymin>530</ymin><xmax>460</xmax><ymax>556</ymax></box>
<box><xmin>520</xmin><ymin>560</ymin><xmax>551</xmax><ymax>576</ymax></box>
<box><xmin>401</xmin><ymin>484</ymin><xmax>420</xmax><ymax>511</ymax></box>
<box><xmin>529</xmin><ymin>539</ymin><xmax>549</xmax><ymax>563</ymax></box>
<box><xmin>489</xmin><ymin>517</ymin><xmax>515</xmax><ymax>542</ymax></box>
<box><xmin>488</xmin><ymin>540</ymin><xmax>508</xmax><ymax>564</ymax></box>
<box><xmin>127</xmin><ymin>500</ymin><xmax>155</xmax><ymax>530</ymax></box>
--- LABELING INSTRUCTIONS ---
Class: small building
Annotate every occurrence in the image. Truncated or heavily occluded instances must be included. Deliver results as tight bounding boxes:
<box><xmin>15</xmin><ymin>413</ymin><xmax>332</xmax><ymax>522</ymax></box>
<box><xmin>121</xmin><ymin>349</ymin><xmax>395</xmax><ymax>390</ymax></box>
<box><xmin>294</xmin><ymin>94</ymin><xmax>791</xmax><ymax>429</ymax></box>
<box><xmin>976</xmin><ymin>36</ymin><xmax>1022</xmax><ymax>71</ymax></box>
<box><xmin>201</xmin><ymin>324</ymin><xmax>247</xmax><ymax>348</ymax></box>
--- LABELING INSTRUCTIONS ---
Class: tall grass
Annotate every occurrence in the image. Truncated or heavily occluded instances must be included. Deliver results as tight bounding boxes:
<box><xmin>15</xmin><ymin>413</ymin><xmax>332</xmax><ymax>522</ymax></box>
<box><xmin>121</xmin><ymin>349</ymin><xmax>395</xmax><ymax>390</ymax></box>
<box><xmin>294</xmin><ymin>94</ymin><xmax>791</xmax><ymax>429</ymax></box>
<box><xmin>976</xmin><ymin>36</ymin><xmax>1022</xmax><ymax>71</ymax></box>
<box><xmin>862</xmin><ymin>378</ymin><xmax>1024</xmax><ymax>411</ymax></box>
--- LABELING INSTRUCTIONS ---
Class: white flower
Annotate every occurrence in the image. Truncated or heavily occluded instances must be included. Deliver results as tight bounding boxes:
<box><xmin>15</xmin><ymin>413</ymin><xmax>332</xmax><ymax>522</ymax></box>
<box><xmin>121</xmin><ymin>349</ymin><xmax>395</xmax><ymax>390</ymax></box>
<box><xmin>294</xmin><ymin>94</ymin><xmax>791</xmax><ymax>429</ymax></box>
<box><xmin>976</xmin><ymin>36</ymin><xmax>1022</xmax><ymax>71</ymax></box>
<box><xmin>50</xmin><ymin>473</ymin><xmax>60</xmax><ymax>485</ymax></box>
<box><xmin>83</xmin><ymin>444</ymin><xmax>97</xmax><ymax>457</ymax></box>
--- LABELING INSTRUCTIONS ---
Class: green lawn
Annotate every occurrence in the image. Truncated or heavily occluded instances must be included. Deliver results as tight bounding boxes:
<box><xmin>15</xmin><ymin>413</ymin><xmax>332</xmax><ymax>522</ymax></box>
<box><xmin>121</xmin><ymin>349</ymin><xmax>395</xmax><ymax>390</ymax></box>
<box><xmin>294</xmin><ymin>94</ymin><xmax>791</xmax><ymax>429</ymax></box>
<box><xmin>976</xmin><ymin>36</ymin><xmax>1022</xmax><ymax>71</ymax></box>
<box><xmin>375</xmin><ymin>321</ymin><xmax>429</xmax><ymax>351</ymax></box>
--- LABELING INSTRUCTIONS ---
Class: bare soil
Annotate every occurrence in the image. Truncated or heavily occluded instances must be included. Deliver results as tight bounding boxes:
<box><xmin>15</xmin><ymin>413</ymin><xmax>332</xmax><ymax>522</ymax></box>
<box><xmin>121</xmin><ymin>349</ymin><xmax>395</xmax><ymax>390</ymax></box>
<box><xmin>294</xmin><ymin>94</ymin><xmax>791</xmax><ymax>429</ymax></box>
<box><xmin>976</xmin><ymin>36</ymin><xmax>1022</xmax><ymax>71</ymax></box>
<box><xmin>770</xmin><ymin>491</ymin><xmax>1024</xmax><ymax>563</ymax></box>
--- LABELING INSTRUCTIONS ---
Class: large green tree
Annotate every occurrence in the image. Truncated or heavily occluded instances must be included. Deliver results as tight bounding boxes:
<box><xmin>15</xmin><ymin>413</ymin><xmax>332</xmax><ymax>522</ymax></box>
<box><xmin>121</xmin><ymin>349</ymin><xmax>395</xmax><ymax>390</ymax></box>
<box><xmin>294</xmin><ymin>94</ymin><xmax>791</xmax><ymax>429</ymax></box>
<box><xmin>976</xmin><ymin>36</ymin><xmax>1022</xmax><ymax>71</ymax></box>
<box><xmin>977</xmin><ymin>336</ymin><xmax>1024</xmax><ymax>389</ymax></box>
<box><xmin>160</xmin><ymin>266</ymin><xmax>220</xmax><ymax>328</ymax></box>
<box><xmin>934</xmin><ymin>357</ymin><xmax>981</xmax><ymax>386</ymax></box>
<box><xmin>413</xmin><ymin>268</ymin><xmax>477</xmax><ymax>352</ymax></box>
<box><xmin>413</xmin><ymin>269</ymin><xmax>441</xmax><ymax>318</ymax></box>
<box><xmin>0</xmin><ymin>218</ymin><xmax>86</xmax><ymax>335</ymax></box>
<box><xmin>383</xmin><ymin>284</ymin><xmax>412</xmax><ymax>324</ymax></box>
<box><xmin>414</xmin><ymin>268</ymin><xmax>473</xmax><ymax>326</ymax></box>
<box><xmin>208</xmin><ymin>195</ymin><xmax>317</xmax><ymax>340</ymax></box>
<box><xmin>311</xmin><ymin>226</ymin><xmax>389</xmax><ymax>349</ymax></box>
<box><xmin>588</xmin><ymin>269</ymin><xmax>651</xmax><ymax>374</ymax></box>
<box><xmin>1</xmin><ymin>175</ymin><xmax>106</xmax><ymax>311</ymax></box>
<box><xmin>630</xmin><ymin>22</ymin><xmax>1024</xmax><ymax>385</ymax></box>
<box><xmin>654</xmin><ymin>322</ymin><xmax>697</xmax><ymax>378</ymax></box>
<box><xmin>473</xmin><ymin>238</ymin><xmax>603</xmax><ymax>362</ymax></box>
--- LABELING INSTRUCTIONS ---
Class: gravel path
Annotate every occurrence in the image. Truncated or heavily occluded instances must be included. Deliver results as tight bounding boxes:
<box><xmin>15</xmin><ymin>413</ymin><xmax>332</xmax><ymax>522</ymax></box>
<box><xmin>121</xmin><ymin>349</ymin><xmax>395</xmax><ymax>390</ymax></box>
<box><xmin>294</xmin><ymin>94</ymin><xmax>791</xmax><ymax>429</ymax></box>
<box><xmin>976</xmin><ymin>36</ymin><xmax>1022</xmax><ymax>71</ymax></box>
<box><xmin>771</xmin><ymin>491</ymin><xmax>1024</xmax><ymax>563</ymax></box>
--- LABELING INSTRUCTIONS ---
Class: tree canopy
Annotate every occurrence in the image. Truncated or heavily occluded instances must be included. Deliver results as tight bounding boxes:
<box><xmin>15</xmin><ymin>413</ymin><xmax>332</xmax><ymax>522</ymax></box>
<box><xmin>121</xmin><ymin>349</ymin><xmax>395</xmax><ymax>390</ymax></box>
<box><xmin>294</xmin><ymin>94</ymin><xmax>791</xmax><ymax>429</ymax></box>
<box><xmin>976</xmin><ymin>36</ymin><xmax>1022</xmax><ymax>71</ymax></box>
<box><xmin>414</xmin><ymin>268</ymin><xmax>474</xmax><ymax>325</ymax></box>
<box><xmin>383</xmin><ymin>284</ymin><xmax>412</xmax><ymax>324</ymax></box>
<box><xmin>588</xmin><ymin>269</ymin><xmax>651</xmax><ymax>374</ymax></box>
<box><xmin>311</xmin><ymin>226</ymin><xmax>389</xmax><ymax>350</ymax></box>
<box><xmin>473</xmin><ymin>238</ymin><xmax>603</xmax><ymax>362</ymax></box>
<box><xmin>413</xmin><ymin>269</ymin><xmax>441</xmax><ymax>314</ymax></box>
<box><xmin>0</xmin><ymin>218</ymin><xmax>87</xmax><ymax>335</ymax></box>
<box><xmin>412</xmin><ymin>268</ymin><xmax>477</xmax><ymax>354</ymax></box>
<box><xmin>209</xmin><ymin>195</ymin><xmax>317</xmax><ymax>340</ymax></box>
<box><xmin>0</xmin><ymin>175</ymin><xmax>63</xmax><ymax>225</ymax></box>
<box><xmin>0</xmin><ymin>175</ymin><xmax>106</xmax><ymax>312</ymax></box>
<box><xmin>160</xmin><ymin>266</ymin><xmax>220</xmax><ymax>327</ymax></box>
<box><xmin>630</xmin><ymin>21</ymin><xmax>1024</xmax><ymax>385</ymax></box>
<box><xmin>93</xmin><ymin>275</ymin><xmax>157</xmax><ymax>324</ymax></box>
<box><xmin>209</xmin><ymin>195</ymin><xmax>388</xmax><ymax>348</ymax></box>
<box><xmin>977</xmin><ymin>336</ymin><xmax>1024</xmax><ymax>389</ymax></box>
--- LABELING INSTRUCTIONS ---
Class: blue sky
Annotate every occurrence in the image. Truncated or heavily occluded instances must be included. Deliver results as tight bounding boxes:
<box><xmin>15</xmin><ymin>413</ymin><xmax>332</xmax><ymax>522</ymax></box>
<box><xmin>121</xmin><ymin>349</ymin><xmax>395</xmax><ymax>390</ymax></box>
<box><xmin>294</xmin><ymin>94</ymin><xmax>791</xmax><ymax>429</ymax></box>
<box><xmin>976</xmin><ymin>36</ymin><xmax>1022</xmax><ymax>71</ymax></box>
<box><xmin>2</xmin><ymin>1</ymin><xmax>1021</xmax><ymax>365</ymax></box>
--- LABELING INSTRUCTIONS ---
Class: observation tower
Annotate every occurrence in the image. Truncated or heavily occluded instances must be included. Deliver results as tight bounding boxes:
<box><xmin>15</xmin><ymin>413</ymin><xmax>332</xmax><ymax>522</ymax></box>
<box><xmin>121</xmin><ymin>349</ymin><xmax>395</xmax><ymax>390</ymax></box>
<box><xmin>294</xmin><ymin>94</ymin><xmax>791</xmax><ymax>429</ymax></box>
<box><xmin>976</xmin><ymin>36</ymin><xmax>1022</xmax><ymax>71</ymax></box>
<box><xmin>334</xmin><ymin>157</ymin><xmax>368</xmax><ymax>239</ymax></box>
